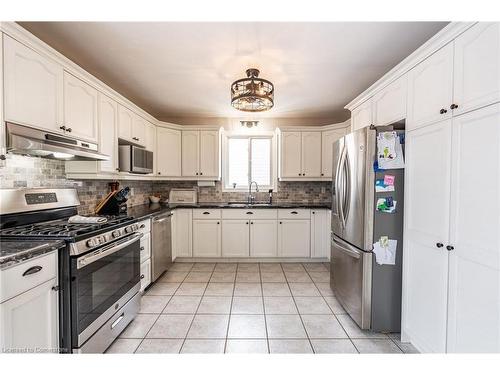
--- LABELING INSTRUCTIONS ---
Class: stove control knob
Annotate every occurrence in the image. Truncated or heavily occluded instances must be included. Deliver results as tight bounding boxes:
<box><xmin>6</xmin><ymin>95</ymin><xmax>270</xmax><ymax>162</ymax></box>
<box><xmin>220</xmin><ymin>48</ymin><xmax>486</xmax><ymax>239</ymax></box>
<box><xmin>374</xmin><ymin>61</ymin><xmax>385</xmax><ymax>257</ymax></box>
<box><xmin>112</xmin><ymin>230</ymin><xmax>121</xmax><ymax>238</ymax></box>
<box><xmin>125</xmin><ymin>226</ymin><xmax>131</xmax><ymax>233</ymax></box>
<box><xmin>86</xmin><ymin>239</ymin><xmax>95</xmax><ymax>247</ymax></box>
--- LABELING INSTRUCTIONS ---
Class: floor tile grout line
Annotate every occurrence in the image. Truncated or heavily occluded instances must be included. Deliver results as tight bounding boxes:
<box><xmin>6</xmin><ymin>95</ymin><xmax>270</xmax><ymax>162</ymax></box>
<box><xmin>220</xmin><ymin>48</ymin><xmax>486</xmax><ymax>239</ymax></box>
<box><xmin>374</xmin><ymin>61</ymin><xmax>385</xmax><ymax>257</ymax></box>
<box><xmin>178</xmin><ymin>263</ymin><xmax>213</xmax><ymax>353</ymax></box>
<box><xmin>223</xmin><ymin>279</ymin><xmax>235</xmax><ymax>353</ymax></box>
<box><xmin>258</xmin><ymin>262</ymin><xmax>270</xmax><ymax>354</ymax></box>
<box><xmin>132</xmin><ymin>268</ymin><xmax>191</xmax><ymax>353</ymax></box>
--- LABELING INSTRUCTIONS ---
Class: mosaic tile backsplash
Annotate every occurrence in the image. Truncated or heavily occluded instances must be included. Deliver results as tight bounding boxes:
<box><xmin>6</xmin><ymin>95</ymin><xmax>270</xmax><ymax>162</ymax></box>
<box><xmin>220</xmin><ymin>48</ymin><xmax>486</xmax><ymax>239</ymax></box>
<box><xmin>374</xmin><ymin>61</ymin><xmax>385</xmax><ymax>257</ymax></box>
<box><xmin>0</xmin><ymin>155</ymin><xmax>331</xmax><ymax>215</ymax></box>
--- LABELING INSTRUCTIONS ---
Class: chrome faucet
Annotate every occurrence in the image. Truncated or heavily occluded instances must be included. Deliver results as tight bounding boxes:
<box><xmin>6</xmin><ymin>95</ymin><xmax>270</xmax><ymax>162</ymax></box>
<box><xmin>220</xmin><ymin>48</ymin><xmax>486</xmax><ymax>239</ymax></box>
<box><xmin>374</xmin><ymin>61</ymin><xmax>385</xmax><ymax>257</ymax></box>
<box><xmin>248</xmin><ymin>181</ymin><xmax>259</xmax><ymax>205</ymax></box>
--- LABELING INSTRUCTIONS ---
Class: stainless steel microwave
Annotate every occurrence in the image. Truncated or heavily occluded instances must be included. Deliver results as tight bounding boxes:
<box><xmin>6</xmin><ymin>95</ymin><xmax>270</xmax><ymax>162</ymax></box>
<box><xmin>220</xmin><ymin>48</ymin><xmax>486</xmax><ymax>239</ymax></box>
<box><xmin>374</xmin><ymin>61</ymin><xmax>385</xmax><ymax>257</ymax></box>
<box><xmin>119</xmin><ymin>145</ymin><xmax>153</xmax><ymax>174</ymax></box>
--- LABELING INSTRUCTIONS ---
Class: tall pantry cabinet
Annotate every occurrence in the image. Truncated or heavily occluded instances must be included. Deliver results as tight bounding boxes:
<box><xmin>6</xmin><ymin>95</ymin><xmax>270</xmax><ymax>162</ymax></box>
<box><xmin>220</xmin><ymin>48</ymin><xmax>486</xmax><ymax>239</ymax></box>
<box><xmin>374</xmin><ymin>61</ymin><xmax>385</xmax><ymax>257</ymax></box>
<box><xmin>402</xmin><ymin>22</ymin><xmax>500</xmax><ymax>353</ymax></box>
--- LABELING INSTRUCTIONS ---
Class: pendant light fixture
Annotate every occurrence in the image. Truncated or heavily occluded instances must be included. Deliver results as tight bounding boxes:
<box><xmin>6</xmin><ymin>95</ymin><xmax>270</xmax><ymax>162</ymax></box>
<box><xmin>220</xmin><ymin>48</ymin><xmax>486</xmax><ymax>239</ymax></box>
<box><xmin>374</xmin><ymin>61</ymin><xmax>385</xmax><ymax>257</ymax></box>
<box><xmin>231</xmin><ymin>68</ymin><xmax>274</xmax><ymax>112</ymax></box>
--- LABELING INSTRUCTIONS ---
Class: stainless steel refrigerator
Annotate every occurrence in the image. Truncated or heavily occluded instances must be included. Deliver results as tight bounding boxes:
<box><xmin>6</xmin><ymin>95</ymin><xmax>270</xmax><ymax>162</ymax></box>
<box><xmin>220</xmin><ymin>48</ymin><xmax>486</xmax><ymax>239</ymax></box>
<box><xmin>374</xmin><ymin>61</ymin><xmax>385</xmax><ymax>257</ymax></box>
<box><xmin>330</xmin><ymin>126</ymin><xmax>404</xmax><ymax>332</ymax></box>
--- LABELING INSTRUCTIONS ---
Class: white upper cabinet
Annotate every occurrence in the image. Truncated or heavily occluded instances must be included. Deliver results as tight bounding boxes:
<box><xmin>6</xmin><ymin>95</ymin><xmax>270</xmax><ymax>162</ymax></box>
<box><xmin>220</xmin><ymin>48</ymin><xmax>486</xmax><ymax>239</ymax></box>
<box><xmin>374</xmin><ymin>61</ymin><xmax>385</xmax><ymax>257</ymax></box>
<box><xmin>372</xmin><ymin>75</ymin><xmax>408</xmax><ymax>126</ymax></box>
<box><xmin>403</xmin><ymin>119</ymin><xmax>452</xmax><ymax>353</ymax></box>
<box><xmin>97</xmin><ymin>93</ymin><xmax>118</xmax><ymax>173</ymax></box>
<box><xmin>182</xmin><ymin>131</ymin><xmax>200</xmax><ymax>177</ymax></box>
<box><xmin>144</xmin><ymin>122</ymin><xmax>156</xmax><ymax>152</ymax></box>
<box><xmin>280</xmin><ymin>131</ymin><xmax>302</xmax><ymax>178</ymax></box>
<box><xmin>301</xmin><ymin>132</ymin><xmax>322</xmax><ymax>178</ymax></box>
<box><xmin>132</xmin><ymin>114</ymin><xmax>146</xmax><ymax>147</ymax></box>
<box><xmin>446</xmin><ymin>104</ymin><xmax>500</xmax><ymax>353</ymax></box>
<box><xmin>3</xmin><ymin>35</ymin><xmax>63</xmax><ymax>133</ymax></box>
<box><xmin>453</xmin><ymin>22</ymin><xmax>500</xmax><ymax>116</ymax></box>
<box><xmin>181</xmin><ymin>130</ymin><xmax>220</xmax><ymax>178</ymax></box>
<box><xmin>407</xmin><ymin>43</ymin><xmax>454</xmax><ymax>131</ymax></box>
<box><xmin>280</xmin><ymin>130</ymin><xmax>324</xmax><ymax>179</ymax></box>
<box><xmin>63</xmin><ymin>71</ymin><xmax>98</xmax><ymax>142</ymax></box>
<box><xmin>351</xmin><ymin>98</ymin><xmax>373</xmax><ymax>131</ymax></box>
<box><xmin>156</xmin><ymin>127</ymin><xmax>181</xmax><ymax>177</ymax></box>
<box><xmin>321</xmin><ymin>128</ymin><xmax>346</xmax><ymax>178</ymax></box>
<box><xmin>118</xmin><ymin>104</ymin><xmax>134</xmax><ymax>142</ymax></box>
<box><xmin>199</xmin><ymin>130</ymin><xmax>220</xmax><ymax>178</ymax></box>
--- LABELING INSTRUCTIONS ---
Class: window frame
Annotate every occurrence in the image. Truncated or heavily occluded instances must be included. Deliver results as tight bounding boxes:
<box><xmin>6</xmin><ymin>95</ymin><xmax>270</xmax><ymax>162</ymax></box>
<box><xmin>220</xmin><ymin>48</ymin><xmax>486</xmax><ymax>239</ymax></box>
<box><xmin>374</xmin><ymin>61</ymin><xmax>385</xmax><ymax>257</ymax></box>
<box><xmin>222</xmin><ymin>130</ymin><xmax>277</xmax><ymax>192</ymax></box>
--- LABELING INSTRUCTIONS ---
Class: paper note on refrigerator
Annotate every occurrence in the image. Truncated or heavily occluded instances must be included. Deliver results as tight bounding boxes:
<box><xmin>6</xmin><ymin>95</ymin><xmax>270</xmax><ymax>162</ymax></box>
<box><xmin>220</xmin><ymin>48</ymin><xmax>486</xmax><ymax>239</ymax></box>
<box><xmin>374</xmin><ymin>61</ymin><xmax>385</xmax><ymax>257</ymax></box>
<box><xmin>377</xmin><ymin>132</ymin><xmax>405</xmax><ymax>170</ymax></box>
<box><xmin>375</xmin><ymin>179</ymin><xmax>395</xmax><ymax>192</ymax></box>
<box><xmin>373</xmin><ymin>237</ymin><xmax>397</xmax><ymax>265</ymax></box>
<box><xmin>376</xmin><ymin>197</ymin><xmax>397</xmax><ymax>213</ymax></box>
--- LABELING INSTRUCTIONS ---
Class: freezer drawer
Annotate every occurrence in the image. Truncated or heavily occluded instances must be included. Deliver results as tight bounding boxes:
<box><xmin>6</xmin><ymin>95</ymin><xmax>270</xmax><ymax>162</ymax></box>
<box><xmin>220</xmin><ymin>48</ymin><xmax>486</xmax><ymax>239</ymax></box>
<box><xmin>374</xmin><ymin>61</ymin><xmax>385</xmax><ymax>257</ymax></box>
<box><xmin>330</xmin><ymin>234</ymin><xmax>372</xmax><ymax>329</ymax></box>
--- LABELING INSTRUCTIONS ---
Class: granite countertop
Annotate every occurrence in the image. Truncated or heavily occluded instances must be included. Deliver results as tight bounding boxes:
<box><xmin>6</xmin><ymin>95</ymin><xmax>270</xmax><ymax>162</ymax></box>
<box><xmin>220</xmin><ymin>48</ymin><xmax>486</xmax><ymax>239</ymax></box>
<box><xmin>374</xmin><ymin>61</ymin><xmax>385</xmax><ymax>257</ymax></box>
<box><xmin>126</xmin><ymin>202</ymin><xmax>332</xmax><ymax>220</ymax></box>
<box><xmin>0</xmin><ymin>240</ymin><xmax>65</xmax><ymax>270</ymax></box>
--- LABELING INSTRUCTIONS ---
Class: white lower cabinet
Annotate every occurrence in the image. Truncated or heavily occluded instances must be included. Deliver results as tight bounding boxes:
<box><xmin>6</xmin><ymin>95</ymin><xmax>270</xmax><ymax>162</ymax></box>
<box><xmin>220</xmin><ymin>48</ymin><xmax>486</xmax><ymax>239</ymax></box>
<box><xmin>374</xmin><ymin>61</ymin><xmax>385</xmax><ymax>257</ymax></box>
<box><xmin>310</xmin><ymin>209</ymin><xmax>330</xmax><ymax>259</ymax></box>
<box><xmin>173</xmin><ymin>209</ymin><xmax>192</xmax><ymax>258</ymax></box>
<box><xmin>250</xmin><ymin>220</ymin><xmax>278</xmax><ymax>257</ymax></box>
<box><xmin>140</xmin><ymin>232</ymin><xmax>151</xmax><ymax>264</ymax></box>
<box><xmin>192</xmin><ymin>219</ymin><xmax>222</xmax><ymax>257</ymax></box>
<box><xmin>140</xmin><ymin>259</ymin><xmax>151</xmax><ymax>293</ymax></box>
<box><xmin>0</xmin><ymin>278</ymin><xmax>59</xmax><ymax>352</ymax></box>
<box><xmin>278</xmin><ymin>219</ymin><xmax>311</xmax><ymax>257</ymax></box>
<box><xmin>0</xmin><ymin>251</ymin><xmax>59</xmax><ymax>352</ymax></box>
<box><xmin>222</xmin><ymin>220</ymin><xmax>250</xmax><ymax>257</ymax></box>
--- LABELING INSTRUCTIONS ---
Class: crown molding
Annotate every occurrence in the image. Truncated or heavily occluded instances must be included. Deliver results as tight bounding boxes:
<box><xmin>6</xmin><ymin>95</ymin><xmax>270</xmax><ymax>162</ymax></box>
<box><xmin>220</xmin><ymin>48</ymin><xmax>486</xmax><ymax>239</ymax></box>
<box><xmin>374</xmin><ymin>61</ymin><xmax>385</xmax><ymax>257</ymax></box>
<box><xmin>344</xmin><ymin>22</ymin><xmax>476</xmax><ymax>111</ymax></box>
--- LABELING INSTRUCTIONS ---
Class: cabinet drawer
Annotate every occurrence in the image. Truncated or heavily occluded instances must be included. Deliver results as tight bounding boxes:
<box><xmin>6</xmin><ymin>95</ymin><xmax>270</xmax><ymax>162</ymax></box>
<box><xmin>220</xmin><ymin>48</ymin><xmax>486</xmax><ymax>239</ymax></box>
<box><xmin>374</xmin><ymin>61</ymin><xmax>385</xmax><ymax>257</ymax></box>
<box><xmin>137</xmin><ymin>218</ymin><xmax>151</xmax><ymax>234</ymax></box>
<box><xmin>278</xmin><ymin>209</ymin><xmax>310</xmax><ymax>220</ymax></box>
<box><xmin>140</xmin><ymin>233</ymin><xmax>151</xmax><ymax>263</ymax></box>
<box><xmin>140</xmin><ymin>259</ymin><xmax>151</xmax><ymax>293</ymax></box>
<box><xmin>1</xmin><ymin>251</ymin><xmax>57</xmax><ymax>303</ymax></box>
<box><xmin>193</xmin><ymin>209</ymin><xmax>222</xmax><ymax>219</ymax></box>
<box><xmin>222</xmin><ymin>209</ymin><xmax>277</xmax><ymax>220</ymax></box>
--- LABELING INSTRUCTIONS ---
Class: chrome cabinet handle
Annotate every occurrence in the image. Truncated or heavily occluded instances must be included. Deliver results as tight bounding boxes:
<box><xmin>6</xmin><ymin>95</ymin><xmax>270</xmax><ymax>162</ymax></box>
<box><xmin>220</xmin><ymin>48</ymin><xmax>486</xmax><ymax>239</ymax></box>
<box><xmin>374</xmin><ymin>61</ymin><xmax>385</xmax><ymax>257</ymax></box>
<box><xmin>111</xmin><ymin>313</ymin><xmax>125</xmax><ymax>329</ymax></box>
<box><xmin>23</xmin><ymin>266</ymin><xmax>43</xmax><ymax>276</ymax></box>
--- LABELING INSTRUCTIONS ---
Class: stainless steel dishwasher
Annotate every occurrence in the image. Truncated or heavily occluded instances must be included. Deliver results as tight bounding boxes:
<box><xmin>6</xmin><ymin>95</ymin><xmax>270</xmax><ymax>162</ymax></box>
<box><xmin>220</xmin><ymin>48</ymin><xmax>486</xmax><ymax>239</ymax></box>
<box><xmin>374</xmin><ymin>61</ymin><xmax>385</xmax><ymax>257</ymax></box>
<box><xmin>151</xmin><ymin>212</ymin><xmax>173</xmax><ymax>281</ymax></box>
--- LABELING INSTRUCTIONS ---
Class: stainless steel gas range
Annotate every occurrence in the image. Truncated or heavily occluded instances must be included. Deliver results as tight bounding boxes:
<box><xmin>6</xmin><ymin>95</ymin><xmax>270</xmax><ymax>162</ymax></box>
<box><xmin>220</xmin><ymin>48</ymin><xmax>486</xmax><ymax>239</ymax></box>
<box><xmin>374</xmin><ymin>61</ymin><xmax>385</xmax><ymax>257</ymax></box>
<box><xmin>0</xmin><ymin>188</ymin><xmax>142</xmax><ymax>353</ymax></box>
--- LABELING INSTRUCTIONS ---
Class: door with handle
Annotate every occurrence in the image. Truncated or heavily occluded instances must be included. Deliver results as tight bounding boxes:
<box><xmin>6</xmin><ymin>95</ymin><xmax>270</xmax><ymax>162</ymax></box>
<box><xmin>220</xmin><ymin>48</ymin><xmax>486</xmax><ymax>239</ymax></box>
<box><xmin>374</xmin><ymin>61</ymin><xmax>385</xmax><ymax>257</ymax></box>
<box><xmin>330</xmin><ymin>234</ymin><xmax>372</xmax><ymax>329</ymax></box>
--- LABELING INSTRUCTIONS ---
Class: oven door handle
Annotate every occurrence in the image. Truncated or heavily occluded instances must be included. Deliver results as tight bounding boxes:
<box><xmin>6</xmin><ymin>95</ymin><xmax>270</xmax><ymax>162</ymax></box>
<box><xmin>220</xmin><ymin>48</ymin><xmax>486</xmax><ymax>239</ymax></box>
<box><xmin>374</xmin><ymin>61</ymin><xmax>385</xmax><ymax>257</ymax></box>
<box><xmin>77</xmin><ymin>233</ymin><xmax>143</xmax><ymax>269</ymax></box>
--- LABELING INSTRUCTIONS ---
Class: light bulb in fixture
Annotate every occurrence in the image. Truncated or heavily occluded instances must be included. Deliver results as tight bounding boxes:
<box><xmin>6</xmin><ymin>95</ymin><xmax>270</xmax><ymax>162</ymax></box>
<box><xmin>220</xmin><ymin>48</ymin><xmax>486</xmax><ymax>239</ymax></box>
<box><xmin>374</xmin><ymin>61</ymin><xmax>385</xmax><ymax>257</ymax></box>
<box><xmin>52</xmin><ymin>152</ymin><xmax>75</xmax><ymax>159</ymax></box>
<box><xmin>240</xmin><ymin>121</ymin><xmax>259</xmax><ymax>128</ymax></box>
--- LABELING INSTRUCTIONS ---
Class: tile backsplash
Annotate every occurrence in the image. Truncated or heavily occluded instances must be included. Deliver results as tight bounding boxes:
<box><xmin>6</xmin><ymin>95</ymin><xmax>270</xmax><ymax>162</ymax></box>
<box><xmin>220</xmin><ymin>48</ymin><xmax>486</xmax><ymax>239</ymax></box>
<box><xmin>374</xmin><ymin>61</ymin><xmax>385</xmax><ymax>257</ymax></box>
<box><xmin>0</xmin><ymin>155</ymin><xmax>331</xmax><ymax>215</ymax></box>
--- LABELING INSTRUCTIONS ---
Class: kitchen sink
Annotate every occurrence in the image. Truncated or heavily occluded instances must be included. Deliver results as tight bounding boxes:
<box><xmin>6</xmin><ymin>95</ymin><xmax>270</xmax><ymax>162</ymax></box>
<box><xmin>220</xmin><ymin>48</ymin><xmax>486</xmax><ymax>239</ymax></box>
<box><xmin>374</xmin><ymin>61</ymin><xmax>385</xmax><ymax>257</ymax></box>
<box><xmin>221</xmin><ymin>202</ymin><xmax>273</xmax><ymax>208</ymax></box>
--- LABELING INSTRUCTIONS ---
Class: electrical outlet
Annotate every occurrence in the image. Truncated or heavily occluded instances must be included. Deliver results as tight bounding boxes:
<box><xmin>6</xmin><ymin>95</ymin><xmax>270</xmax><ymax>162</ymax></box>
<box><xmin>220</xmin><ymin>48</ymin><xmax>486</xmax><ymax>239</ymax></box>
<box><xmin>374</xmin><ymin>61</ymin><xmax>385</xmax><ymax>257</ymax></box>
<box><xmin>130</xmin><ymin>188</ymin><xmax>135</xmax><ymax>195</ymax></box>
<box><xmin>321</xmin><ymin>186</ymin><xmax>325</xmax><ymax>194</ymax></box>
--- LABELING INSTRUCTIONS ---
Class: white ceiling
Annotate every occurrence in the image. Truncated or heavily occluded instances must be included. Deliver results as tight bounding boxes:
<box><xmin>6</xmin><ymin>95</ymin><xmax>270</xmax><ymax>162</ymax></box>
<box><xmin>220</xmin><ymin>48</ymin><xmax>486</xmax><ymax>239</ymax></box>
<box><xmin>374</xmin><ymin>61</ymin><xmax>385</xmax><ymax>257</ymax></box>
<box><xmin>19</xmin><ymin>22</ymin><xmax>447</xmax><ymax>123</ymax></box>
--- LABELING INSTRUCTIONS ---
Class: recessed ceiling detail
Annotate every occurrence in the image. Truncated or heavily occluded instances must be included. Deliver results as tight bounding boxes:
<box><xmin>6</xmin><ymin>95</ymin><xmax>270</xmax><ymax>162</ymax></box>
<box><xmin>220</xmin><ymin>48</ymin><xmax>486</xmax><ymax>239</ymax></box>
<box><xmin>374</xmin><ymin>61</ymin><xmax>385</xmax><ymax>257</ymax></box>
<box><xmin>18</xmin><ymin>22</ymin><xmax>448</xmax><ymax>122</ymax></box>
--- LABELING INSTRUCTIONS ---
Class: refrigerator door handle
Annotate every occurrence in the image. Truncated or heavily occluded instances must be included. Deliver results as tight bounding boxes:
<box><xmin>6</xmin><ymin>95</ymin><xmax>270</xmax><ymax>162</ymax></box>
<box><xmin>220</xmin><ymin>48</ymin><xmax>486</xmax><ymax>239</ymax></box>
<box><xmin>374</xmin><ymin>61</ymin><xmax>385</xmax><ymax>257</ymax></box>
<box><xmin>334</xmin><ymin>144</ymin><xmax>343</xmax><ymax>221</ymax></box>
<box><xmin>336</xmin><ymin>147</ymin><xmax>346</xmax><ymax>228</ymax></box>
<box><xmin>332</xmin><ymin>235</ymin><xmax>362</xmax><ymax>259</ymax></box>
<box><xmin>342</xmin><ymin>149</ymin><xmax>351</xmax><ymax>224</ymax></box>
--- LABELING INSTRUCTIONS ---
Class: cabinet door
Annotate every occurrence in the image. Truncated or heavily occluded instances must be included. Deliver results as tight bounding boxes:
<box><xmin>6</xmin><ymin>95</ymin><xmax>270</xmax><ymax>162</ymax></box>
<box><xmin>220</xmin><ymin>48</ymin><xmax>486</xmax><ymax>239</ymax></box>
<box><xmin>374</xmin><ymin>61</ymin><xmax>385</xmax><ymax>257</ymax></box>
<box><xmin>278</xmin><ymin>220</ymin><xmax>311</xmax><ymax>257</ymax></box>
<box><xmin>280</xmin><ymin>131</ymin><xmax>302</xmax><ymax>178</ymax></box>
<box><xmin>140</xmin><ymin>232</ymin><xmax>151</xmax><ymax>264</ymax></box>
<box><xmin>301</xmin><ymin>132</ymin><xmax>322</xmax><ymax>178</ymax></box>
<box><xmin>182</xmin><ymin>131</ymin><xmax>200</xmax><ymax>177</ymax></box>
<box><xmin>0</xmin><ymin>278</ymin><xmax>58</xmax><ymax>352</ymax></box>
<box><xmin>250</xmin><ymin>220</ymin><xmax>278</xmax><ymax>257</ymax></box>
<box><xmin>132</xmin><ymin>115</ymin><xmax>146</xmax><ymax>146</ymax></box>
<box><xmin>118</xmin><ymin>105</ymin><xmax>134</xmax><ymax>142</ymax></box>
<box><xmin>63</xmin><ymin>72</ymin><xmax>98</xmax><ymax>142</ymax></box>
<box><xmin>453</xmin><ymin>22</ymin><xmax>500</xmax><ymax>116</ymax></box>
<box><xmin>157</xmin><ymin>127</ymin><xmax>182</xmax><ymax>177</ymax></box>
<box><xmin>173</xmin><ymin>209</ymin><xmax>192</xmax><ymax>258</ymax></box>
<box><xmin>4</xmin><ymin>35</ymin><xmax>63</xmax><ymax>132</ymax></box>
<box><xmin>407</xmin><ymin>43</ymin><xmax>454</xmax><ymax>131</ymax></box>
<box><xmin>351</xmin><ymin>98</ymin><xmax>372</xmax><ymax>131</ymax></box>
<box><xmin>310</xmin><ymin>210</ymin><xmax>329</xmax><ymax>258</ymax></box>
<box><xmin>199</xmin><ymin>130</ymin><xmax>220</xmax><ymax>177</ymax></box>
<box><xmin>403</xmin><ymin>120</ymin><xmax>452</xmax><ymax>353</ymax></box>
<box><xmin>321</xmin><ymin>129</ymin><xmax>346</xmax><ymax>178</ymax></box>
<box><xmin>447</xmin><ymin>104</ymin><xmax>500</xmax><ymax>353</ymax></box>
<box><xmin>98</xmin><ymin>93</ymin><xmax>118</xmax><ymax>173</ymax></box>
<box><xmin>140</xmin><ymin>259</ymin><xmax>151</xmax><ymax>292</ymax></box>
<box><xmin>144</xmin><ymin>122</ymin><xmax>156</xmax><ymax>152</ymax></box>
<box><xmin>192</xmin><ymin>220</ymin><xmax>221</xmax><ymax>257</ymax></box>
<box><xmin>372</xmin><ymin>75</ymin><xmax>407</xmax><ymax>126</ymax></box>
<box><xmin>222</xmin><ymin>220</ymin><xmax>249</xmax><ymax>257</ymax></box>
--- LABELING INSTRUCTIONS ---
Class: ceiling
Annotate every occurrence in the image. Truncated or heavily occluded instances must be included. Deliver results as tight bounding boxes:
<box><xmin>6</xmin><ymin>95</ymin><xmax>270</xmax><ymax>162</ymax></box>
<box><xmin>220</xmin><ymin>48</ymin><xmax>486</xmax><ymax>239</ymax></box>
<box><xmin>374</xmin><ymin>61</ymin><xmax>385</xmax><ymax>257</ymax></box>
<box><xmin>19</xmin><ymin>22</ymin><xmax>448</xmax><ymax>123</ymax></box>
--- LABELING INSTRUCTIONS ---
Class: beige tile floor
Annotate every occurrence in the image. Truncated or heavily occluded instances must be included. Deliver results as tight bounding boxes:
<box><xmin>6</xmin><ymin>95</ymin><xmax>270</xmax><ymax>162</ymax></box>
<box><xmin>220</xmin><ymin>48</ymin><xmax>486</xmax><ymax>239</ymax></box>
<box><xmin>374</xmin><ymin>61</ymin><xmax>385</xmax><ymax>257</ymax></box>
<box><xmin>106</xmin><ymin>262</ymin><xmax>418</xmax><ymax>354</ymax></box>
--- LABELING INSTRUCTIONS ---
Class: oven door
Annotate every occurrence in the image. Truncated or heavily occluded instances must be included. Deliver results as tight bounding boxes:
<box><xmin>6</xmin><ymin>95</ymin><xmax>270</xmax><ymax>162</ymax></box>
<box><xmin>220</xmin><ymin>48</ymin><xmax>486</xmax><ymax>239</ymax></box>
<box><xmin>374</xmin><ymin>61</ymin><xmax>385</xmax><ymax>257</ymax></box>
<box><xmin>70</xmin><ymin>233</ymin><xmax>142</xmax><ymax>347</ymax></box>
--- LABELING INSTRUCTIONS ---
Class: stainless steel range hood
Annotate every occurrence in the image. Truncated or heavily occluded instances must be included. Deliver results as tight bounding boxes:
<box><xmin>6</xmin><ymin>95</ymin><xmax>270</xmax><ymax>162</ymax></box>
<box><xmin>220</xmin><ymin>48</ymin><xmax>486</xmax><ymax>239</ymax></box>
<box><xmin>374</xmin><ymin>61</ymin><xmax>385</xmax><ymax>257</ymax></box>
<box><xmin>6</xmin><ymin>122</ymin><xmax>110</xmax><ymax>161</ymax></box>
